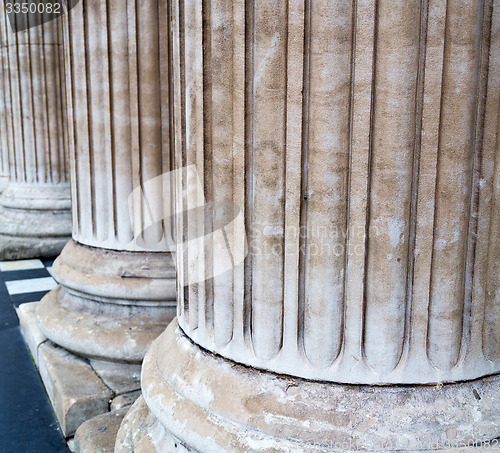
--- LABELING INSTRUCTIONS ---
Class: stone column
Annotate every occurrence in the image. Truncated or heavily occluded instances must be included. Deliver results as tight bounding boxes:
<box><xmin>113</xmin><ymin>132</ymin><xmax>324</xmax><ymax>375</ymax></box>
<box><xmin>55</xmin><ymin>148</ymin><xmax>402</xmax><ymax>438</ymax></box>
<box><xmin>0</xmin><ymin>139</ymin><xmax>8</xmax><ymax>194</ymax></box>
<box><xmin>117</xmin><ymin>0</ymin><xmax>500</xmax><ymax>451</ymax></box>
<box><xmin>0</xmin><ymin>6</ymin><xmax>71</xmax><ymax>259</ymax></box>
<box><xmin>36</xmin><ymin>0</ymin><xmax>176</xmax><ymax>363</ymax></box>
<box><xmin>0</xmin><ymin>87</ymin><xmax>8</xmax><ymax>193</ymax></box>
<box><xmin>0</xmin><ymin>6</ymin><xmax>7</xmax><ymax>195</ymax></box>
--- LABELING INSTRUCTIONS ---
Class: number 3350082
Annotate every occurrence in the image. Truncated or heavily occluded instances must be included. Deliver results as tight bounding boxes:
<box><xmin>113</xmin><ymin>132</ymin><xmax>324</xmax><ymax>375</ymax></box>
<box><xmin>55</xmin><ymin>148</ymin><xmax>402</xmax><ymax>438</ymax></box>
<box><xmin>4</xmin><ymin>2</ymin><xmax>61</xmax><ymax>13</ymax></box>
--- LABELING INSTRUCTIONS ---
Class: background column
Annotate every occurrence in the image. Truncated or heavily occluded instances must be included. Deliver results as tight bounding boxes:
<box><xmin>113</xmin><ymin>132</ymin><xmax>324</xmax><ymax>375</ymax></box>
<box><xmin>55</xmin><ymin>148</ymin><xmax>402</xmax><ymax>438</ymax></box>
<box><xmin>0</xmin><ymin>146</ymin><xmax>8</xmax><ymax>194</ymax></box>
<box><xmin>0</xmin><ymin>92</ymin><xmax>8</xmax><ymax>193</ymax></box>
<box><xmin>0</xmin><ymin>5</ymin><xmax>71</xmax><ymax>259</ymax></box>
<box><xmin>117</xmin><ymin>0</ymin><xmax>500</xmax><ymax>450</ymax></box>
<box><xmin>36</xmin><ymin>0</ymin><xmax>176</xmax><ymax>363</ymax></box>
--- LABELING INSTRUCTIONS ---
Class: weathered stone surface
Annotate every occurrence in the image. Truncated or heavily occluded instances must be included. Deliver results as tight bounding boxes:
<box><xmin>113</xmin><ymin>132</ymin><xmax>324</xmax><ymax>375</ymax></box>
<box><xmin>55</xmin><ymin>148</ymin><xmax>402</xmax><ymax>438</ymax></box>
<box><xmin>74</xmin><ymin>409</ymin><xmax>128</xmax><ymax>453</ymax></box>
<box><xmin>119</xmin><ymin>0</ymin><xmax>500</xmax><ymax>450</ymax></box>
<box><xmin>115</xmin><ymin>397</ymin><xmax>163</xmax><ymax>453</ymax></box>
<box><xmin>62</xmin><ymin>0</ymin><xmax>174</xmax><ymax>254</ymax></box>
<box><xmin>120</xmin><ymin>323</ymin><xmax>500</xmax><ymax>453</ymax></box>
<box><xmin>125</xmin><ymin>1</ymin><xmax>500</xmax><ymax>450</ymax></box>
<box><xmin>110</xmin><ymin>391</ymin><xmax>141</xmax><ymax>412</ymax></box>
<box><xmin>36</xmin><ymin>0</ymin><xmax>177</xmax><ymax>364</ymax></box>
<box><xmin>0</xmin><ymin>14</ymin><xmax>71</xmax><ymax>259</ymax></box>
<box><xmin>90</xmin><ymin>360</ymin><xmax>141</xmax><ymax>395</ymax></box>
<box><xmin>0</xmin><ymin>191</ymin><xmax>71</xmax><ymax>263</ymax></box>
<box><xmin>17</xmin><ymin>302</ymin><xmax>47</xmax><ymax>366</ymax></box>
<box><xmin>172</xmin><ymin>0</ymin><xmax>500</xmax><ymax>383</ymax></box>
<box><xmin>37</xmin><ymin>243</ymin><xmax>176</xmax><ymax>363</ymax></box>
<box><xmin>0</xmin><ymin>79</ymin><xmax>6</xmax><ymax>195</ymax></box>
<box><xmin>0</xmin><ymin>234</ymin><xmax>70</xmax><ymax>261</ymax></box>
<box><xmin>0</xmin><ymin>131</ymin><xmax>7</xmax><ymax>194</ymax></box>
<box><xmin>20</xmin><ymin>307</ymin><xmax>143</xmax><ymax>439</ymax></box>
<box><xmin>67</xmin><ymin>438</ymin><xmax>76</xmax><ymax>452</ymax></box>
<box><xmin>38</xmin><ymin>342</ymin><xmax>113</xmax><ymax>437</ymax></box>
<box><xmin>0</xmin><ymin>149</ymin><xmax>7</xmax><ymax>194</ymax></box>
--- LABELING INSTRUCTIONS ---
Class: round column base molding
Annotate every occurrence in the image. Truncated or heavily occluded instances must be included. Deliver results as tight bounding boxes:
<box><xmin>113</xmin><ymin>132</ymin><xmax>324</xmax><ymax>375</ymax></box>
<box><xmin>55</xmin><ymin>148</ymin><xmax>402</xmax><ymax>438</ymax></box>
<box><xmin>0</xmin><ymin>204</ymin><xmax>71</xmax><ymax>259</ymax></box>
<box><xmin>50</xmin><ymin>240</ymin><xmax>177</xmax><ymax>304</ymax></box>
<box><xmin>0</xmin><ymin>182</ymin><xmax>71</xmax><ymax>211</ymax></box>
<box><xmin>118</xmin><ymin>320</ymin><xmax>500</xmax><ymax>452</ymax></box>
<box><xmin>0</xmin><ymin>182</ymin><xmax>71</xmax><ymax>259</ymax></box>
<box><xmin>0</xmin><ymin>204</ymin><xmax>71</xmax><ymax>237</ymax></box>
<box><xmin>36</xmin><ymin>240</ymin><xmax>177</xmax><ymax>363</ymax></box>
<box><xmin>37</xmin><ymin>286</ymin><xmax>175</xmax><ymax>363</ymax></box>
<box><xmin>0</xmin><ymin>233</ymin><xmax>70</xmax><ymax>260</ymax></box>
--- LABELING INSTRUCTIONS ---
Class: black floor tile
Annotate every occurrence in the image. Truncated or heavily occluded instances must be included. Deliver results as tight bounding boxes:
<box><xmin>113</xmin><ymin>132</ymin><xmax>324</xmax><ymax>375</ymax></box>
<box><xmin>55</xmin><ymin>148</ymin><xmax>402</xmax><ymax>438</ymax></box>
<box><xmin>11</xmin><ymin>291</ymin><xmax>51</xmax><ymax>308</ymax></box>
<box><xmin>0</xmin><ymin>281</ymin><xmax>18</xmax><ymax>332</ymax></box>
<box><xmin>41</xmin><ymin>258</ymin><xmax>56</xmax><ymax>268</ymax></box>
<box><xmin>0</xmin><ymin>327</ymin><xmax>68</xmax><ymax>453</ymax></box>
<box><xmin>2</xmin><ymin>268</ymin><xmax>51</xmax><ymax>282</ymax></box>
<box><xmin>0</xmin><ymin>272</ymin><xmax>68</xmax><ymax>452</ymax></box>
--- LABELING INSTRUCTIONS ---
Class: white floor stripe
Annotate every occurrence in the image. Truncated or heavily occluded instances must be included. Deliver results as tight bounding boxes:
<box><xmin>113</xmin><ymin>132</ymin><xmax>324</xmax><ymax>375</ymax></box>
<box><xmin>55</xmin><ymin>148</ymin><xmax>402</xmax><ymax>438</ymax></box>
<box><xmin>6</xmin><ymin>277</ymin><xmax>57</xmax><ymax>295</ymax></box>
<box><xmin>0</xmin><ymin>259</ymin><xmax>45</xmax><ymax>272</ymax></box>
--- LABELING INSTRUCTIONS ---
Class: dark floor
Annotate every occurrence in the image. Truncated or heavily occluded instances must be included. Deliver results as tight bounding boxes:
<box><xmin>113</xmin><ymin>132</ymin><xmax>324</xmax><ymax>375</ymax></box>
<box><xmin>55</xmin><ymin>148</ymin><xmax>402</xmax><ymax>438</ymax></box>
<box><xmin>0</xmin><ymin>258</ymin><xmax>68</xmax><ymax>453</ymax></box>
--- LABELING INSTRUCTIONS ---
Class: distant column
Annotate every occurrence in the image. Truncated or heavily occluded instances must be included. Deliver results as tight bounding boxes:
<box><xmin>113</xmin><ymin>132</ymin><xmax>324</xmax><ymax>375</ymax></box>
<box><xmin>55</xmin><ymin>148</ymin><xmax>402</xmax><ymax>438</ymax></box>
<box><xmin>0</xmin><ymin>7</ymin><xmax>71</xmax><ymax>259</ymax></box>
<box><xmin>0</xmin><ymin>94</ymin><xmax>8</xmax><ymax>193</ymax></box>
<box><xmin>116</xmin><ymin>0</ymin><xmax>500</xmax><ymax>450</ymax></box>
<box><xmin>36</xmin><ymin>0</ymin><xmax>177</xmax><ymax>362</ymax></box>
<box><xmin>0</xmin><ymin>147</ymin><xmax>7</xmax><ymax>194</ymax></box>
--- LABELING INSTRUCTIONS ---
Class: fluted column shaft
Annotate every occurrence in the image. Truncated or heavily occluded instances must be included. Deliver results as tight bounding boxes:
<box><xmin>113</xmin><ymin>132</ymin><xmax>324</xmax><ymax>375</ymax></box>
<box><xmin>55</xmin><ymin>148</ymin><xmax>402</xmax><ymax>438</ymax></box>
<box><xmin>66</xmin><ymin>0</ymin><xmax>173</xmax><ymax>252</ymax></box>
<box><xmin>0</xmin><ymin>138</ymin><xmax>8</xmax><ymax>194</ymax></box>
<box><xmin>0</xmin><ymin>4</ymin><xmax>71</xmax><ymax>258</ymax></box>
<box><xmin>0</xmin><ymin>87</ymin><xmax>8</xmax><ymax>192</ymax></box>
<box><xmin>117</xmin><ymin>0</ymin><xmax>500</xmax><ymax>451</ymax></box>
<box><xmin>37</xmin><ymin>0</ymin><xmax>176</xmax><ymax>363</ymax></box>
<box><xmin>173</xmin><ymin>0</ymin><xmax>499</xmax><ymax>385</ymax></box>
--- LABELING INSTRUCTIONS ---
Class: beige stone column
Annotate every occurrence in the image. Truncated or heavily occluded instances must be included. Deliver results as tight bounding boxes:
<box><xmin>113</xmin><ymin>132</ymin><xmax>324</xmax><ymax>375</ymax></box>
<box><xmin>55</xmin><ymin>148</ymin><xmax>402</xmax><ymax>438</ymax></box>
<box><xmin>117</xmin><ymin>0</ymin><xmax>500</xmax><ymax>451</ymax></box>
<box><xmin>36</xmin><ymin>0</ymin><xmax>176</xmax><ymax>363</ymax></box>
<box><xmin>0</xmin><ymin>6</ymin><xmax>71</xmax><ymax>259</ymax></box>
<box><xmin>0</xmin><ymin>92</ymin><xmax>8</xmax><ymax>193</ymax></box>
<box><xmin>0</xmin><ymin>143</ymin><xmax>8</xmax><ymax>194</ymax></box>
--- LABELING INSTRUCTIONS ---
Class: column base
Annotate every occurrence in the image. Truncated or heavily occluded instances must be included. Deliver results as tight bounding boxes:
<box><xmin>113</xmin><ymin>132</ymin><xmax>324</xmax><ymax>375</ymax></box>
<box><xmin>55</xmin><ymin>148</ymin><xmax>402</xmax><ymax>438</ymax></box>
<box><xmin>74</xmin><ymin>408</ymin><xmax>129</xmax><ymax>453</ymax></box>
<box><xmin>18</xmin><ymin>300</ymin><xmax>142</xmax><ymax>437</ymax></box>
<box><xmin>0</xmin><ymin>233</ymin><xmax>70</xmax><ymax>260</ymax></box>
<box><xmin>0</xmin><ymin>183</ymin><xmax>71</xmax><ymax>259</ymax></box>
<box><xmin>0</xmin><ymin>207</ymin><xmax>71</xmax><ymax>259</ymax></box>
<box><xmin>115</xmin><ymin>396</ymin><xmax>180</xmax><ymax>452</ymax></box>
<box><xmin>37</xmin><ymin>240</ymin><xmax>176</xmax><ymax>363</ymax></box>
<box><xmin>116</xmin><ymin>321</ymin><xmax>500</xmax><ymax>452</ymax></box>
